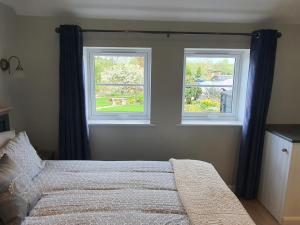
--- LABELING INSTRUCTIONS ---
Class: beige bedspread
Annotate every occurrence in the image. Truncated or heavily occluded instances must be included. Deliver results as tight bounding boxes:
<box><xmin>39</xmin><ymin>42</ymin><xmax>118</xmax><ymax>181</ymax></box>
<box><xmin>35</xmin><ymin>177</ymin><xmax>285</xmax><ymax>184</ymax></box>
<box><xmin>21</xmin><ymin>160</ymin><xmax>254</xmax><ymax>225</ymax></box>
<box><xmin>171</xmin><ymin>159</ymin><xmax>255</xmax><ymax>225</ymax></box>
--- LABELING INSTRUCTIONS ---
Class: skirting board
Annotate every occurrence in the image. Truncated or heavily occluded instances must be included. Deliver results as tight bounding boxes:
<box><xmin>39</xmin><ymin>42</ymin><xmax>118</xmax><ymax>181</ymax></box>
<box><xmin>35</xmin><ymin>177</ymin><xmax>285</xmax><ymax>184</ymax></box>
<box><xmin>282</xmin><ymin>217</ymin><xmax>300</xmax><ymax>225</ymax></box>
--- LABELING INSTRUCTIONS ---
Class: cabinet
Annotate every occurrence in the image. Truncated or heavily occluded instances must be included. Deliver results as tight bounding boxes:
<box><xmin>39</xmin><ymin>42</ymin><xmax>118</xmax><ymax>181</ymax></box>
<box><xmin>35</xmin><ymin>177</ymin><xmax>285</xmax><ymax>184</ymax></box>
<box><xmin>258</xmin><ymin>130</ymin><xmax>300</xmax><ymax>225</ymax></box>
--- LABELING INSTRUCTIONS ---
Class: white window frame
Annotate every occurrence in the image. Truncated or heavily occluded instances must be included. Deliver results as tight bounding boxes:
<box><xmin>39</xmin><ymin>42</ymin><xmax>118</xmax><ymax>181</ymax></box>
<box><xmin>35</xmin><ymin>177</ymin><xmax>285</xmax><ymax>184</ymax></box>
<box><xmin>182</xmin><ymin>48</ymin><xmax>247</xmax><ymax>122</ymax></box>
<box><xmin>84</xmin><ymin>47</ymin><xmax>151</xmax><ymax>123</ymax></box>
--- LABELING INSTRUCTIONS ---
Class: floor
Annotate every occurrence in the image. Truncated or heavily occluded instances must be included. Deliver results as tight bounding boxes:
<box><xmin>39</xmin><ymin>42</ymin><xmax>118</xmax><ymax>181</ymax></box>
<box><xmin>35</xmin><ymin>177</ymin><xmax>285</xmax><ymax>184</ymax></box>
<box><xmin>241</xmin><ymin>199</ymin><xmax>280</xmax><ymax>225</ymax></box>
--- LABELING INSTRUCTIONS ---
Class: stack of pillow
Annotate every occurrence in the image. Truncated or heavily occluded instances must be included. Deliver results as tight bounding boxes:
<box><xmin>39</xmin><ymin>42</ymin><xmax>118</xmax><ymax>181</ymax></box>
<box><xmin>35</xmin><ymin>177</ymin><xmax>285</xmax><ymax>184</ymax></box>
<box><xmin>0</xmin><ymin>131</ymin><xmax>44</xmax><ymax>225</ymax></box>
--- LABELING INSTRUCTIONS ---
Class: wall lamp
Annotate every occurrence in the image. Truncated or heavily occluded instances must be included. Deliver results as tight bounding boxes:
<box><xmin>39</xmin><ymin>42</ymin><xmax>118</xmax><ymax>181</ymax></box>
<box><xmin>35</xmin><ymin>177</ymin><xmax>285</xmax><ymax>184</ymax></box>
<box><xmin>0</xmin><ymin>56</ymin><xmax>23</xmax><ymax>75</ymax></box>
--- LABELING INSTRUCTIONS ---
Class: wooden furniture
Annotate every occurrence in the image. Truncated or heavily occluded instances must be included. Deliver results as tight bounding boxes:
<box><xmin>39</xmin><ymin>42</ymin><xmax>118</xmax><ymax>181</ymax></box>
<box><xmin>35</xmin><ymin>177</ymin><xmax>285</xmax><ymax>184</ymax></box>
<box><xmin>0</xmin><ymin>107</ymin><xmax>11</xmax><ymax>132</ymax></box>
<box><xmin>258</xmin><ymin>125</ymin><xmax>300</xmax><ymax>225</ymax></box>
<box><xmin>111</xmin><ymin>97</ymin><xmax>127</xmax><ymax>105</ymax></box>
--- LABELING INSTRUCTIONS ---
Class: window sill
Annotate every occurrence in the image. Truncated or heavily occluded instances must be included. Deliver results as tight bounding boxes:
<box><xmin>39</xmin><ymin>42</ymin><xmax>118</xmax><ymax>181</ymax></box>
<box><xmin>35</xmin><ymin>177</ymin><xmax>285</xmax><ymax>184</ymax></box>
<box><xmin>88</xmin><ymin>120</ymin><xmax>154</xmax><ymax>126</ymax></box>
<box><xmin>179</xmin><ymin>120</ymin><xmax>243</xmax><ymax>126</ymax></box>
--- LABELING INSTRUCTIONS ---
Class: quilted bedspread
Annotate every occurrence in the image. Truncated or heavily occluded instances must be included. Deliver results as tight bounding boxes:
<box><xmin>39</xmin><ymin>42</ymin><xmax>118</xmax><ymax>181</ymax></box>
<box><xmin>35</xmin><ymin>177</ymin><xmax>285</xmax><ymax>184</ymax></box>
<box><xmin>21</xmin><ymin>160</ymin><xmax>254</xmax><ymax>225</ymax></box>
<box><xmin>171</xmin><ymin>159</ymin><xmax>255</xmax><ymax>225</ymax></box>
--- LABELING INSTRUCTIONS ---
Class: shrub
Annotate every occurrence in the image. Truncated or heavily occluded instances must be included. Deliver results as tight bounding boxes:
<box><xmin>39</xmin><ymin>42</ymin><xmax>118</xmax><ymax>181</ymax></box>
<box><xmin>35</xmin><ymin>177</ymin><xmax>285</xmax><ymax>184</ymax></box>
<box><xmin>200</xmin><ymin>99</ymin><xmax>220</xmax><ymax>108</ymax></box>
<box><xmin>185</xmin><ymin>87</ymin><xmax>202</xmax><ymax>104</ymax></box>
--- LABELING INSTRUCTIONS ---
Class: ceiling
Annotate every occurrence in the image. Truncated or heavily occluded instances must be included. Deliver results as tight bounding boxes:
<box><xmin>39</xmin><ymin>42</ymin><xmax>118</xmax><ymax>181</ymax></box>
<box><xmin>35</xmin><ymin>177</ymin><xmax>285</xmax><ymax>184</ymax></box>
<box><xmin>1</xmin><ymin>0</ymin><xmax>299</xmax><ymax>24</ymax></box>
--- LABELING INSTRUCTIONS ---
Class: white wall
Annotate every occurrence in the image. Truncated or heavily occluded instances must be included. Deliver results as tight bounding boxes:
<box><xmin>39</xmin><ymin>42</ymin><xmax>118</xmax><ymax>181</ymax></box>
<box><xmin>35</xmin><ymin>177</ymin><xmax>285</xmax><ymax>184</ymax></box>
<box><xmin>0</xmin><ymin>3</ymin><xmax>16</xmax><ymax>106</ymax></box>
<box><xmin>3</xmin><ymin>14</ymin><xmax>299</xmax><ymax>185</ymax></box>
<box><xmin>0</xmin><ymin>3</ymin><xmax>25</xmax><ymax>130</ymax></box>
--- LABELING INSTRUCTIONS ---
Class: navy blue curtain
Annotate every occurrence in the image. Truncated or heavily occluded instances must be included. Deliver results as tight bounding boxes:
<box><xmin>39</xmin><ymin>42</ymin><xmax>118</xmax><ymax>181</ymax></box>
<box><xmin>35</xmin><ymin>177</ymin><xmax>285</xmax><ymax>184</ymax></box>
<box><xmin>235</xmin><ymin>30</ymin><xmax>278</xmax><ymax>198</ymax></box>
<box><xmin>59</xmin><ymin>25</ymin><xmax>91</xmax><ymax>160</ymax></box>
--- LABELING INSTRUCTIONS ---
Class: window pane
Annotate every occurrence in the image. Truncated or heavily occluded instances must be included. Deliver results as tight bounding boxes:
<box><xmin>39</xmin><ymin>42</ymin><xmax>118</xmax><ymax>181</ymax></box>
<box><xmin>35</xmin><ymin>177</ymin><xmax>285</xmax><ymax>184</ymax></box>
<box><xmin>185</xmin><ymin>57</ymin><xmax>235</xmax><ymax>85</ymax></box>
<box><xmin>184</xmin><ymin>86</ymin><xmax>233</xmax><ymax>113</ymax></box>
<box><xmin>95</xmin><ymin>85</ymin><xmax>144</xmax><ymax>112</ymax></box>
<box><xmin>94</xmin><ymin>55</ymin><xmax>144</xmax><ymax>85</ymax></box>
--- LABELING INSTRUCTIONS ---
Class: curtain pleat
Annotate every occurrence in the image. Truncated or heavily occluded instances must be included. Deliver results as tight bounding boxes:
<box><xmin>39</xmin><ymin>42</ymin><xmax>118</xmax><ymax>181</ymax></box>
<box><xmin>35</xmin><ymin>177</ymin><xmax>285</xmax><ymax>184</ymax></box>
<box><xmin>235</xmin><ymin>29</ymin><xmax>278</xmax><ymax>198</ymax></box>
<box><xmin>59</xmin><ymin>25</ymin><xmax>91</xmax><ymax>160</ymax></box>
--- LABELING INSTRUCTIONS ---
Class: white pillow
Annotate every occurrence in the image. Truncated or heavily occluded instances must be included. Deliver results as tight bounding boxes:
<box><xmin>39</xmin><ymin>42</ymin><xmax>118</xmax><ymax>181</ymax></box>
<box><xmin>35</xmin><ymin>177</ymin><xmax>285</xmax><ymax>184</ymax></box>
<box><xmin>0</xmin><ymin>131</ymin><xmax>45</xmax><ymax>179</ymax></box>
<box><xmin>0</xmin><ymin>130</ymin><xmax>15</xmax><ymax>148</ymax></box>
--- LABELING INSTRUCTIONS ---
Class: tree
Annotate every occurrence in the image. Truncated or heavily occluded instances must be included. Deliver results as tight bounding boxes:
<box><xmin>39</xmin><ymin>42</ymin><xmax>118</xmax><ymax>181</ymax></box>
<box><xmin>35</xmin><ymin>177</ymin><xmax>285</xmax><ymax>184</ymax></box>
<box><xmin>196</xmin><ymin>66</ymin><xmax>202</xmax><ymax>80</ymax></box>
<box><xmin>185</xmin><ymin>64</ymin><xmax>193</xmax><ymax>84</ymax></box>
<box><xmin>213</xmin><ymin>59</ymin><xmax>234</xmax><ymax>75</ymax></box>
<box><xmin>101</xmin><ymin>64</ymin><xmax>143</xmax><ymax>84</ymax></box>
<box><xmin>129</xmin><ymin>57</ymin><xmax>144</xmax><ymax>67</ymax></box>
<box><xmin>185</xmin><ymin>58</ymin><xmax>234</xmax><ymax>83</ymax></box>
<box><xmin>101</xmin><ymin>64</ymin><xmax>143</xmax><ymax>94</ymax></box>
<box><xmin>94</xmin><ymin>57</ymin><xmax>113</xmax><ymax>84</ymax></box>
<box><xmin>185</xmin><ymin>87</ymin><xmax>202</xmax><ymax>104</ymax></box>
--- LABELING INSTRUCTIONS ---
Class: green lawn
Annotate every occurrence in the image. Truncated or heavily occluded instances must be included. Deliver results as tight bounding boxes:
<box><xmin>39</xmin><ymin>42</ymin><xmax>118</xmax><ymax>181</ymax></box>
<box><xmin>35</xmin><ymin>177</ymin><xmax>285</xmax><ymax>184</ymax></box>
<box><xmin>96</xmin><ymin>97</ymin><xmax>144</xmax><ymax>112</ymax></box>
<box><xmin>96</xmin><ymin>97</ymin><xmax>112</xmax><ymax>107</ymax></box>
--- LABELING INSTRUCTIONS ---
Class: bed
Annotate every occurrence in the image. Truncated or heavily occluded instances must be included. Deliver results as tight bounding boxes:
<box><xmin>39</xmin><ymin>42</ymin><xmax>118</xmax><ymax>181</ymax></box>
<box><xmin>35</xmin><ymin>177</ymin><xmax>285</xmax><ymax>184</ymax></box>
<box><xmin>24</xmin><ymin>160</ymin><xmax>255</xmax><ymax>225</ymax></box>
<box><xmin>0</xmin><ymin>131</ymin><xmax>255</xmax><ymax>225</ymax></box>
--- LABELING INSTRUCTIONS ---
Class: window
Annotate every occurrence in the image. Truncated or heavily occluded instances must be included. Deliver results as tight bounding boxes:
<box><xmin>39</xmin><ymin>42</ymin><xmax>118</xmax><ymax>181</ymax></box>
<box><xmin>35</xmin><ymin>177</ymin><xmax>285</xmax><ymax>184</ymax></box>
<box><xmin>182</xmin><ymin>49</ymin><xmax>249</xmax><ymax>122</ymax></box>
<box><xmin>85</xmin><ymin>48</ymin><xmax>151</xmax><ymax>123</ymax></box>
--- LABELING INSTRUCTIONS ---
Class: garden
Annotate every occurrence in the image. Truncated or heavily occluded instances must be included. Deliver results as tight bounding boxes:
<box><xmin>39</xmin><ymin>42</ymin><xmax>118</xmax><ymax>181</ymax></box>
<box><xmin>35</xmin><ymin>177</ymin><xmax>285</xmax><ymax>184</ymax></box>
<box><xmin>94</xmin><ymin>55</ymin><xmax>234</xmax><ymax>113</ymax></box>
<box><xmin>184</xmin><ymin>57</ymin><xmax>235</xmax><ymax>113</ymax></box>
<box><xmin>94</xmin><ymin>56</ymin><xmax>145</xmax><ymax>112</ymax></box>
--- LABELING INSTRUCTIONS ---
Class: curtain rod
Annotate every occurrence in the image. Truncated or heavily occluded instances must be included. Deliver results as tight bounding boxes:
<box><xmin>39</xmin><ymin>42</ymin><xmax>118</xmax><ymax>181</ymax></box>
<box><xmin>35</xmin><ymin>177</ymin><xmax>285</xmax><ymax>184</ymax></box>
<box><xmin>54</xmin><ymin>28</ymin><xmax>282</xmax><ymax>38</ymax></box>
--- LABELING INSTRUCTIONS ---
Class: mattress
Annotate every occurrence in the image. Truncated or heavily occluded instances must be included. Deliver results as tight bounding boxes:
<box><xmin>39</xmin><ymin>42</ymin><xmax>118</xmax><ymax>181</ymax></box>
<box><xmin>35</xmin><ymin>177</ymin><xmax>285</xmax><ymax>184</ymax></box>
<box><xmin>23</xmin><ymin>161</ymin><xmax>189</xmax><ymax>225</ymax></box>
<box><xmin>22</xmin><ymin>160</ymin><xmax>255</xmax><ymax>225</ymax></box>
